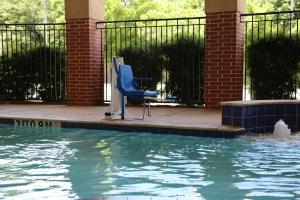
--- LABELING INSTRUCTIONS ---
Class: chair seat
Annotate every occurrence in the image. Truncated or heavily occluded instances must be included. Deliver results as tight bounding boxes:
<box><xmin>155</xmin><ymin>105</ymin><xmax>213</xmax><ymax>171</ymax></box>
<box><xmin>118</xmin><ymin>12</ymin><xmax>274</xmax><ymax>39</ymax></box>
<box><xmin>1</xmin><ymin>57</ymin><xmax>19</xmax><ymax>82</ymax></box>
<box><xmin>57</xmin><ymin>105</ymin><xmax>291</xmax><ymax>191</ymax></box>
<box><xmin>144</xmin><ymin>90</ymin><xmax>158</xmax><ymax>97</ymax></box>
<box><xmin>124</xmin><ymin>89</ymin><xmax>143</xmax><ymax>97</ymax></box>
<box><xmin>124</xmin><ymin>90</ymin><xmax>157</xmax><ymax>97</ymax></box>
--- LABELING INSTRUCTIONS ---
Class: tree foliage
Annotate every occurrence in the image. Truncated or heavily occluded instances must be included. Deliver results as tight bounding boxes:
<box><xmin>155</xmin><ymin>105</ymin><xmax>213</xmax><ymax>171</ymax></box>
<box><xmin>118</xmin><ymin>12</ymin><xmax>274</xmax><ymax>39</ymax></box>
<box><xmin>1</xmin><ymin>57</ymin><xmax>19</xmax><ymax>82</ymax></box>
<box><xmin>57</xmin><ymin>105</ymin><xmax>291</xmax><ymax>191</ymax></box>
<box><xmin>105</xmin><ymin>0</ymin><xmax>205</xmax><ymax>21</ymax></box>
<box><xmin>247</xmin><ymin>0</ymin><xmax>300</xmax><ymax>13</ymax></box>
<box><xmin>0</xmin><ymin>0</ymin><xmax>64</xmax><ymax>24</ymax></box>
<box><xmin>0</xmin><ymin>0</ymin><xmax>299</xmax><ymax>24</ymax></box>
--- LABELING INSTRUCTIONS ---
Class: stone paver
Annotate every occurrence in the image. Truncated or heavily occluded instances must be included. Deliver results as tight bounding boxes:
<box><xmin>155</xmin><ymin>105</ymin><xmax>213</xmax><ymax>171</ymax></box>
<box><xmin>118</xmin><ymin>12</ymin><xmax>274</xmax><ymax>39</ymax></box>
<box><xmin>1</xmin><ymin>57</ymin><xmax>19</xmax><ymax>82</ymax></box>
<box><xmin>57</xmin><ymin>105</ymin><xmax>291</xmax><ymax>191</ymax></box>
<box><xmin>0</xmin><ymin>104</ymin><xmax>241</xmax><ymax>132</ymax></box>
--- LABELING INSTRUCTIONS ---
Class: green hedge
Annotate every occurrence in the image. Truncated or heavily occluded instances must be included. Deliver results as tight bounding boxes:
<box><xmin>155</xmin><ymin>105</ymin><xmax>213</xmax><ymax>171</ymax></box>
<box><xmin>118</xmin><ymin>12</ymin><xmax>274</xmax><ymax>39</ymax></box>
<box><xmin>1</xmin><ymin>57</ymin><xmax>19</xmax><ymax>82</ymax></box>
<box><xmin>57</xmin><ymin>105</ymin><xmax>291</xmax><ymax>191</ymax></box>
<box><xmin>248</xmin><ymin>37</ymin><xmax>300</xmax><ymax>99</ymax></box>
<box><xmin>163</xmin><ymin>37</ymin><xmax>205</xmax><ymax>106</ymax></box>
<box><xmin>0</xmin><ymin>47</ymin><xmax>65</xmax><ymax>101</ymax></box>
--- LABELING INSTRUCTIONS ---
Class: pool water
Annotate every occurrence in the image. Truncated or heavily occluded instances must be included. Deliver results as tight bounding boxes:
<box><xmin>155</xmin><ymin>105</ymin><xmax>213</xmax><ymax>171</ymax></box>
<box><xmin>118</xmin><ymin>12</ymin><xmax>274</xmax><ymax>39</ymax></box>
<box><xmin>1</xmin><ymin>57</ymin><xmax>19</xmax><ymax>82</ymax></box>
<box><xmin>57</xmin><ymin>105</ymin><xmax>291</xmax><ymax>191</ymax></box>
<box><xmin>0</xmin><ymin>124</ymin><xmax>300</xmax><ymax>200</ymax></box>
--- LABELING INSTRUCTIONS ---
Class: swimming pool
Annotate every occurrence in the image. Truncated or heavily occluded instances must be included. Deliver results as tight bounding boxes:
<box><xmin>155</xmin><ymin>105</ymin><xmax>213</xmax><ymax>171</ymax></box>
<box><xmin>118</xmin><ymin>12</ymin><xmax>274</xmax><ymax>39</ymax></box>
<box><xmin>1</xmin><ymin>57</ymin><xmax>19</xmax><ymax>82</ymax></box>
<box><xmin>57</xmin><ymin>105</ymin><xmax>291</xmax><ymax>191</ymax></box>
<box><xmin>0</xmin><ymin>124</ymin><xmax>300</xmax><ymax>200</ymax></box>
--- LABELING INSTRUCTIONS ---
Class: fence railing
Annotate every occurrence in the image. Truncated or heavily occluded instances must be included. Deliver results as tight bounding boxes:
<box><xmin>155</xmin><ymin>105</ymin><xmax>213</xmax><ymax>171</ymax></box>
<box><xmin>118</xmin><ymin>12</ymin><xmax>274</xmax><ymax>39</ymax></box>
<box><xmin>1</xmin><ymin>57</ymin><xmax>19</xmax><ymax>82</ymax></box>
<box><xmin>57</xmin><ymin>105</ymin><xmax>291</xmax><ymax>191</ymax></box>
<box><xmin>2</xmin><ymin>11</ymin><xmax>298</xmax><ymax>104</ymax></box>
<box><xmin>0</xmin><ymin>23</ymin><xmax>66</xmax><ymax>102</ymax></box>
<box><xmin>97</xmin><ymin>17</ymin><xmax>206</xmax><ymax>106</ymax></box>
<box><xmin>241</xmin><ymin>10</ymin><xmax>300</xmax><ymax>100</ymax></box>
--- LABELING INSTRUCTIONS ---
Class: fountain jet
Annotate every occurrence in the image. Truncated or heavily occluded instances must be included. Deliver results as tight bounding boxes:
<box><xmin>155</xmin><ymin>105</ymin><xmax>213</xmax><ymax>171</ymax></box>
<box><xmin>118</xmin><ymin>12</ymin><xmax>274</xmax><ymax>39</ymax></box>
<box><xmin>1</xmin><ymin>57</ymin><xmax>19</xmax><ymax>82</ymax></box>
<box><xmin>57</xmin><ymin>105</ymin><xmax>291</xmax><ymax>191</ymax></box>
<box><xmin>273</xmin><ymin>119</ymin><xmax>291</xmax><ymax>138</ymax></box>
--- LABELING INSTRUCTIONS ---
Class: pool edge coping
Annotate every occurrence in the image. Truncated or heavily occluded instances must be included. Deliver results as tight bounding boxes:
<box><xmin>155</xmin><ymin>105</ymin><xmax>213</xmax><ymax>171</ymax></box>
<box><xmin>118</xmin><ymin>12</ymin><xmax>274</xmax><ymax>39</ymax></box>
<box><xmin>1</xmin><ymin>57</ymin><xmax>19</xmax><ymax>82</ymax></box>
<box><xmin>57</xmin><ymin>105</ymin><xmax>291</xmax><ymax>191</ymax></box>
<box><xmin>0</xmin><ymin>116</ymin><xmax>245</xmax><ymax>138</ymax></box>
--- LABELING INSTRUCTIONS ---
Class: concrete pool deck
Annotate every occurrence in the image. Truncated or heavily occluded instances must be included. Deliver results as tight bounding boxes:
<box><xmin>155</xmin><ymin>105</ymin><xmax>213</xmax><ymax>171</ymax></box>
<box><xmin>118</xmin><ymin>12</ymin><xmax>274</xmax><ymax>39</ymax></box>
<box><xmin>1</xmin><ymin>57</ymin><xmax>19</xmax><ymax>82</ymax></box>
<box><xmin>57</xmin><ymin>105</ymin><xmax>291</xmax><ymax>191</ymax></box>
<box><xmin>0</xmin><ymin>104</ymin><xmax>245</xmax><ymax>138</ymax></box>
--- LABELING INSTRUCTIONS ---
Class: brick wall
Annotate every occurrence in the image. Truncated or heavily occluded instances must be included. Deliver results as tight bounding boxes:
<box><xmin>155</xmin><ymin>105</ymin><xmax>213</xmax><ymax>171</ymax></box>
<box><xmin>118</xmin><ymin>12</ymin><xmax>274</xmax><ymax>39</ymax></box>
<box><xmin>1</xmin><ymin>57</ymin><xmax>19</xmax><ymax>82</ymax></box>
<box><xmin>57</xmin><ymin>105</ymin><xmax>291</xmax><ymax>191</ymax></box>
<box><xmin>66</xmin><ymin>18</ymin><xmax>104</xmax><ymax>105</ymax></box>
<box><xmin>205</xmin><ymin>11</ymin><xmax>244</xmax><ymax>109</ymax></box>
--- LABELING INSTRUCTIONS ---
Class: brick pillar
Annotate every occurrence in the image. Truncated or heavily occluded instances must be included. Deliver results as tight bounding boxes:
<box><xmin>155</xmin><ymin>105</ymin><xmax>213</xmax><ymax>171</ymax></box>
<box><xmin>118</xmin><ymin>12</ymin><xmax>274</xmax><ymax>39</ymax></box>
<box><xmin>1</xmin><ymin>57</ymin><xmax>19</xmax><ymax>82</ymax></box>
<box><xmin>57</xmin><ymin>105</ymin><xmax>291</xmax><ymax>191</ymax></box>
<box><xmin>65</xmin><ymin>0</ymin><xmax>104</xmax><ymax>105</ymax></box>
<box><xmin>204</xmin><ymin>0</ymin><xmax>245</xmax><ymax>109</ymax></box>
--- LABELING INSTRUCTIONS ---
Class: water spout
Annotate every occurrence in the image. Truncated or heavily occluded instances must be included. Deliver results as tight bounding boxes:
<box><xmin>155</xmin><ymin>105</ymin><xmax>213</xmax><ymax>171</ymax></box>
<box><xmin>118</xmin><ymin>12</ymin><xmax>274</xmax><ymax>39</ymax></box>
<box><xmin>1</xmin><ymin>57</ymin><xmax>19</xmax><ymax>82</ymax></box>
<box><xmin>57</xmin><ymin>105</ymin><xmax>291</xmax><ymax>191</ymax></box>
<box><xmin>273</xmin><ymin>119</ymin><xmax>291</xmax><ymax>138</ymax></box>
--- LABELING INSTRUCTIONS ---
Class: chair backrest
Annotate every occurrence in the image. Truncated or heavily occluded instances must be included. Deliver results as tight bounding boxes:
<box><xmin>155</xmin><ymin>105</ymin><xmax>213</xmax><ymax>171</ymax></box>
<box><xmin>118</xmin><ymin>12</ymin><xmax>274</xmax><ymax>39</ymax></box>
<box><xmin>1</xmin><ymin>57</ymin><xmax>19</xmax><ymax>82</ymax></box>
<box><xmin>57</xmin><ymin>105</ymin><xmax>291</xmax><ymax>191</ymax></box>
<box><xmin>112</xmin><ymin>56</ymin><xmax>124</xmax><ymax>74</ymax></box>
<box><xmin>118</xmin><ymin>64</ymin><xmax>137</xmax><ymax>93</ymax></box>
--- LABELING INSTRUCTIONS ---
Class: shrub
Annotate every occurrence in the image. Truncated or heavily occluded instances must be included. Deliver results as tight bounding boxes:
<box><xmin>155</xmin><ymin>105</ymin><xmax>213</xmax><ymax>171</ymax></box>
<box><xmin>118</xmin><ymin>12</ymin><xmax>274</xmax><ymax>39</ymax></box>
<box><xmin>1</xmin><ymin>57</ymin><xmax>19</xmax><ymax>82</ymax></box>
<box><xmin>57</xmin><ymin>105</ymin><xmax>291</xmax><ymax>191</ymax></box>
<box><xmin>163</xmin><ymin>37</ymin><xmax>205</xmax><ymax>106</ymax></box>
<box><xmin>0</xmin><ymin>47</ymin><xmax>65</xmax><ymax>101</ymax></box>
<box><xmin>248</xmin><ymin>37</ymin><xmax>300</xmax><ymax>99</ymax></box>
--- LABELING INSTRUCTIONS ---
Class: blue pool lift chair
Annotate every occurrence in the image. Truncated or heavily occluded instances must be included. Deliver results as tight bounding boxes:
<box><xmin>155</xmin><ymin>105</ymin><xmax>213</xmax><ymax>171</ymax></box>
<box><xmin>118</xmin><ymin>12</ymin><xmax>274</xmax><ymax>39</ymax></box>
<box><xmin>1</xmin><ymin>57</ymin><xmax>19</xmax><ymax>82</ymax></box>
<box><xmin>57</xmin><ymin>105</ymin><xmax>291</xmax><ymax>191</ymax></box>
<box><xmin>117</xmin><ymin>64</ymin><xmax>158</xmax><ymax>120</ymax></box>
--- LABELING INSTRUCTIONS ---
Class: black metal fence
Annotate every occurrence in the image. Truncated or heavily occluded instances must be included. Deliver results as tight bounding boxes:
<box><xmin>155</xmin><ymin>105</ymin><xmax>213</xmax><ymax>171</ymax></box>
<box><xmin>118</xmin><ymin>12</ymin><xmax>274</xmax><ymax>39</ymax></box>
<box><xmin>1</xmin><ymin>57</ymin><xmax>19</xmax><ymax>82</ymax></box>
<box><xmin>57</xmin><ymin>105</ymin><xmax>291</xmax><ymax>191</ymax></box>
<box><xmin>0</xmin><ymin>23</ymin><xmax>66</xmax><ymax>102</ymax></box>
<box><xmin>97</xmin><ymin>17</ymin><xmax>206</xmax><ymax>106</ymax></box>
<box><xmin>242</xmin><ymin>10</ymin><xmax>300</xmax><ymax>100</ymax></box>
<box><xmin>2</xmin><ymin>11</ymin><xmax>298</xmax><ymax>104</ymax></box>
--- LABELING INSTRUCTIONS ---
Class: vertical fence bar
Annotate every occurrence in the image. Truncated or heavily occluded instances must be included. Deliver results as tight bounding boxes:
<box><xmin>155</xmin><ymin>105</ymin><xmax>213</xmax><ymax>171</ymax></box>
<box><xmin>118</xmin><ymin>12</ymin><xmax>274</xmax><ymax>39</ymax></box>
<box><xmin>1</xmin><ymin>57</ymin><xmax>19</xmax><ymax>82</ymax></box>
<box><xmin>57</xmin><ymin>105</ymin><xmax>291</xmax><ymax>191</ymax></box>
<box><xmin>15</xmin><ymin>25</ymin><xmax>18</xmax><ymax>54</ymax></box>
<box><xmin>244</xmin><ymin>22</ymin><xmax>248</xmax><ymax>100</ymax></box>
<box><xmin>263</xmin><ymin>14</ymin><xmax>266</xmax><ymax>41</ymax></box>
<box><xmin>160</xmin><ymin>23</ymin><xmax>163</xmax><ymax>96</ymax></box>
<box><xmin>276</xmin><ymin>13</ymin><xmax>279</xmax><ymax>38</ymax></box>
<box><xmin>129</xmin><ymin>26</ymin><xmax>132</xmax><ymax>48</ymax></box>
<box><xmin>297</xmin><ymin>18</ymin><xmax>299</xmax><ymax>40</ymax></box>
<box><xmin>29</xmin><ymin>25</ymin><xmax>34</xmax><ymax>99</ymax></box>
<box><xmin>270</xmin><ymin>19</ymin><xmax>273</xmax><ymax>39</ymax></box>
<box><xmin>63</xmin><ymin>24</ymin><xmax>67</xmax><ymax>101</ymax></box>
<box><xmin>198</xmin><ymin>18</ymin><xmax>202</xmax><ymax>103</ymax></box>
<box><xmin>250</xmin><ymin>15</ymin><xmax>254</xmax><ymax>99</ymax></box>
<box><xmin>49</xmin><ymin>25</ymin><xmax>53</xmax><ymax>100</ymax></box>
<box><xmin>58</xmin><ymin>27</ymin><xmax>62</xmax><ymax>99</ymax></box>
<box><xmin>104</xmin><ymin>25</ymin><xmax>108</xmax><ymax>102</ymax></box>
<box><xmin>165</xmin><ymin>20</ymin><xmax>168</xmax><ymax>98</ymax></box>
<box><xmin>290</xmin><ymin>12</ymin><xmax>292</xmax><ymax>39</ymax></box>
<box><xmin>186</xmin><ymin>19</ymin><xmax>190</xmax><ymax>103</ymax></box>
<box><xmin>43</xmin><ymin>24</ymin><xmax>47</xmax><ymax>98</ymax></box>
<box><xmin>1</xmin><ymin>29</ymin><xmax>3</xmax><ymax>75</ymax></box>
<box><xmin>108</xmin><ymin>24</ymin><xmax>113</xmax><ymax>102</ymax></box>
<box><xmin>5</xmin><ymin>25</ymin><xmax>9</xmax><ymax>98</ymax></box>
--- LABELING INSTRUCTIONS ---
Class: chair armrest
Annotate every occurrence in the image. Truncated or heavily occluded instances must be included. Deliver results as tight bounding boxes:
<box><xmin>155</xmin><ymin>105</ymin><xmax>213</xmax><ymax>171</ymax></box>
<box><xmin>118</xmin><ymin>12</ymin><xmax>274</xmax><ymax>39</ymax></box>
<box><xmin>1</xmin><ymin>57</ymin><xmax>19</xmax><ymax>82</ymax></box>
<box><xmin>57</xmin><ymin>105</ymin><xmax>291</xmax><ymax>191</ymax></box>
<box><xmin>133</xmin><ymin>77</ymin><xmax>153</xmax><ymax>82</ymax></box>
<box><xmin>133</xmin><ymin>77</ymin><xmax>153</xmax><ymax>89</ymax></box>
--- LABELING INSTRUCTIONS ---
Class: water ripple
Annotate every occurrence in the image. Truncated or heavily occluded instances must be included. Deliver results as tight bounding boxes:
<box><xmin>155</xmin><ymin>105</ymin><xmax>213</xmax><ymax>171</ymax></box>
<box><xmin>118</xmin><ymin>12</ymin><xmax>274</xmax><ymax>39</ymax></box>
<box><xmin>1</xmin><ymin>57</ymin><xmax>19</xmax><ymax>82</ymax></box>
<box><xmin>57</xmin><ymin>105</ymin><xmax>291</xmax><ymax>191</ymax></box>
<box><xmin>1</xmin><ymin>124</ymin><xmax>300</xmax><ymax>199</ymax></box>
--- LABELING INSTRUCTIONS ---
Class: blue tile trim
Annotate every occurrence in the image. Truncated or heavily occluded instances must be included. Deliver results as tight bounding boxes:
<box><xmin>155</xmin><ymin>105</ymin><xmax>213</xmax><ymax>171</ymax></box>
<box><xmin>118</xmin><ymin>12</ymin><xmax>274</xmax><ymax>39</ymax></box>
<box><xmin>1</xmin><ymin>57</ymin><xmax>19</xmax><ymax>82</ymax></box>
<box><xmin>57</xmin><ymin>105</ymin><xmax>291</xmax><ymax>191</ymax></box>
<box><xmin>222</xmin><ymin>106</ymin><xmax>232</xmax><ymax>117</ymax></box>
<box><xmin>257</xmin><ymin>116</ymin><xmax>265</xmax><ymax>127</ymax></box>
<box><xmin>233</xmin><ymin>117</ymin><xmax>243</xmax><ymax>127</ymax></box>
<box><xmin>265</xmin><ymin>104</ymin><xmax>274</xmax><ymax>115</ymax></box>
<box><xmin>250</xmin><ymin>117</ymin><xmax>257</xmax><ymax>128</ymax></box>
<box><xmin>250</xmin><ymin>106</ymin><xmax>258</xmax><ymax>116</ymax></box>
<box><xmin>61</xmin><ymin>122</ymin><xmax>241</xmax><ymax>138</ymax></box>
<box><xmin>222</xmin><ymin>102</ymin><xmax>300</xmax><ymax>134</ymax></box>
<box><xmin>0</xmin><ymin>118</ymin><xmax>243</xmax><ymax>139</ymax></box>
<box><xmin>265</xmin><ymin>126</ymin><xmax>274</xmax><ymax>133</ymax></box>
<box><xmin>285</xmin><ymin>104</ymin><xmax>296</xmax><ymax>115</ymax></box>
<box><xmin>257</xmin><ymin>105</ymin><xmax>266</xmax><ymax>116</ymax></box>
<box><xmin>265</xmin><ymin>115</ymin><xmax>275</xmax><ymax>127</ymax></box>
<box><xmin>297</xmin><ymin>105</ymin><xmax>300</xmax><ymax>116</ymax></box>
<box><xmin>0</xmin><ymin>113</ymin><xmax>247</xmax><ymax>139</ymax></box>
<box><xmin>243</xmin><ymin>118</ymin><xmax>250</xmax><ymax>128</ymax></box>
<box><xmin>222</xmin><ymin>116</ymin><xmax>232</xmax><ymax>125</ymax></box>
<box><xmin>283</xmin><ymin>115</ymin><xmax>296</xmax><ymax>126</ymax></box>
<box><xmin>233</xmin><ymin>107</ymin><xmax>243</xmax><ymax>118</ymax></box>
<box><xmin>274</xmin><ymin>104</ymin><xmax>284</xmax><ymax>115</ymax></box>
<box><xmin>0</xmin><ymin>118</ymin><xmax>14</xmax><ymax>125</ymax></box>
<box><xmin>274</xmin><ymin>115</ymin><xmax>283</xmax><ymax>123</ymax></box>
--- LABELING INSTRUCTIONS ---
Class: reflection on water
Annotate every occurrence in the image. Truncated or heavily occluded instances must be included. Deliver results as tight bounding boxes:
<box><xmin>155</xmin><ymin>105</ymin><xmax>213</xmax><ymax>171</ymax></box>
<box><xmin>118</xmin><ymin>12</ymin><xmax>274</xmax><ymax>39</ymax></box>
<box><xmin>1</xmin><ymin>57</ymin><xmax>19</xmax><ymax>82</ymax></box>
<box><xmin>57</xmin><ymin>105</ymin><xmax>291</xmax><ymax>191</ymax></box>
<box><xmin>0</xmin><ymin>124</ymin><xmax>300</xmax><ymax>200</ymax></box>
<box><xmin>0</xmin><ymin>127</ymin><xmax>77</xmax><ymax>200</ymax></box>
<box><xmin>235</xmin><ymin>134</ymin><xmax>300</xmax><ymax>199</ymax></box>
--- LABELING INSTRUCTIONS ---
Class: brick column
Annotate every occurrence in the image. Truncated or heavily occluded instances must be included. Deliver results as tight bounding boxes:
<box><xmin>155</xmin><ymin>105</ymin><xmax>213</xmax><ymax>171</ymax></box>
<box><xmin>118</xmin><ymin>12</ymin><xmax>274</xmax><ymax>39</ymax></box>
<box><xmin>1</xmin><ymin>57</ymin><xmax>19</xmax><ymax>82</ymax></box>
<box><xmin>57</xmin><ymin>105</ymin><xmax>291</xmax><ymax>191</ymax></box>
<box><xmin>65</xmin><ymin>0</ymin><xmax>104</xmax><ymax>105</ymax></box>
<box><xmin>204</xmin><ymin>0</ymin><xmax>245</xmax><ymax>109</ymax></box>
